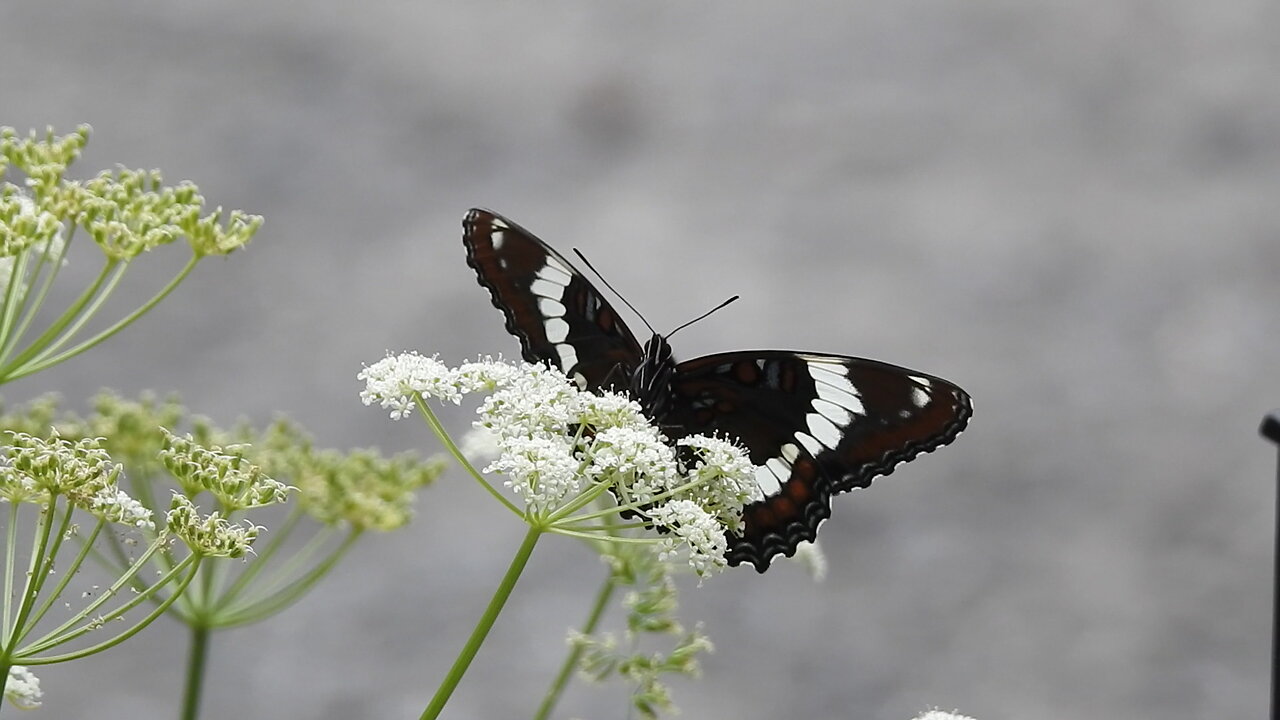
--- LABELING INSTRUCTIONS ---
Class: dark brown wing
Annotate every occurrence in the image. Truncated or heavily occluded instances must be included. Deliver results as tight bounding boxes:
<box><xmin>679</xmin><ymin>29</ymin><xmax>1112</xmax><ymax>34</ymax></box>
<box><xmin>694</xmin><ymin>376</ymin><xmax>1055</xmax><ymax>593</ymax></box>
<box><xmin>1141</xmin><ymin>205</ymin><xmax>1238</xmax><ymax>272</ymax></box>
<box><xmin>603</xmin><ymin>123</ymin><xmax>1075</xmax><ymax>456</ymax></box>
<box><xmin>463</xmin><ymin>209</ymin><xmax>644</xmax><ymax>388</ymax></box>
<box><xmin>666</xmin><ymin>351</ymin><xmax>972</xmax><ymax>572</ymax></box>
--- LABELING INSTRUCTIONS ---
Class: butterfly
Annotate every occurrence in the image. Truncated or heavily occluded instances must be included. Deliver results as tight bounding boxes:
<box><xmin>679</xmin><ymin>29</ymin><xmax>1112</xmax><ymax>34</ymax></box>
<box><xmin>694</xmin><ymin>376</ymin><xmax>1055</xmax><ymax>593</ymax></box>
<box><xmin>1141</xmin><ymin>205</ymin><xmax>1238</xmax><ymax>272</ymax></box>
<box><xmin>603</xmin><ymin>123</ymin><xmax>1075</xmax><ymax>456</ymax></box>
<box><xmin>463</xmin><ymin>208</ymin><xmax>972</xmax><ymax>572</ymax></box>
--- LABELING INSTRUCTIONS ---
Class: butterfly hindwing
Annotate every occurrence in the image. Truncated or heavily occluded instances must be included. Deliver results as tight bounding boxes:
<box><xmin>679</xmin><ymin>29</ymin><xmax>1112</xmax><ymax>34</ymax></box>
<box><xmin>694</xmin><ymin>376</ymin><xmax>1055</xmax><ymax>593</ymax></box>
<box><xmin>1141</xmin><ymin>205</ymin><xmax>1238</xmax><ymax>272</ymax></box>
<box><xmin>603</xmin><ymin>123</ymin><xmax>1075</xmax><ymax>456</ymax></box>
<box><xmin>665</xmin><ymin>352</ymin><xmax>972</xmax><ymax>571</ymax></box>
<box><xmin>463</xmin><ymin>209</ymin><xmax>644</xmax><ymax>388</ymax></box>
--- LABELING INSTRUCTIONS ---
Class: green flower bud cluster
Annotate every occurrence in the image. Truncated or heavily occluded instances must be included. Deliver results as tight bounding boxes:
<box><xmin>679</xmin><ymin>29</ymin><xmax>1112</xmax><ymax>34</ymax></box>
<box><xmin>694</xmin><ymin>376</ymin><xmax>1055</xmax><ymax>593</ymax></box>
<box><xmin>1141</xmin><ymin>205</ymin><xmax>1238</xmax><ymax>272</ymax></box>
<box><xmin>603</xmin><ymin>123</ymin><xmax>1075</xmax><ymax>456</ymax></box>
<box><xmin>159</xmin><ymin>429</ymin><xmax>290</xmax><ymax>511</ymax></box>
<box><xmin>0</xmin><ymin>429</ymin><xmax>152</xmax><ymax>529</ymax></box>
<box><xmin>0</xmin><ymin>126</ymin><xmax>262</xmax><ymax>262</ymax></box>
<box><xmin>166</xmin><ymin>494</ymin><xmax>260</xmax><ymax>558</ymax></box>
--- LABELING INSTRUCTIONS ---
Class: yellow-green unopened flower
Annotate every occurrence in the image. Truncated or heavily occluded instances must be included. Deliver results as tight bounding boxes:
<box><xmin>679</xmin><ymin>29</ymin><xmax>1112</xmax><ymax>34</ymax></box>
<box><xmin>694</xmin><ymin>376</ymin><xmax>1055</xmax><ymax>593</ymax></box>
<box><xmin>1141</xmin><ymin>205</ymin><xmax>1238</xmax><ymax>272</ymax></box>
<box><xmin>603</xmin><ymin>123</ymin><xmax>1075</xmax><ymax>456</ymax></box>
<box><xmin>166</xmin><ymin>494</ymin><xmax>261</xmax><ymax>558</ymax></box>
<box><xmin>159</xmin><ymin>428</ymin><xmax>291</xmax><ymax>510</ymax></box>
<box><xmin>293</xmin><ymin>448</ymin><xmax>444</xmax><ymax>531</ymax></box>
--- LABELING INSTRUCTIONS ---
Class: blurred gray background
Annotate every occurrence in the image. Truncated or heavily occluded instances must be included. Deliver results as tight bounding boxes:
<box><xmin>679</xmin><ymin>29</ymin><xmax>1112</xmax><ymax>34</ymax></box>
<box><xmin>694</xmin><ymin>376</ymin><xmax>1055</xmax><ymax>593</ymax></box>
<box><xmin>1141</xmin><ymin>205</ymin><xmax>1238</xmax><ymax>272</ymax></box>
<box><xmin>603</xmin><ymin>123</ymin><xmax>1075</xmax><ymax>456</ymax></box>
<box><xmin>2</xmin><ymin>1</ymin><xmax>1279</xmax><ymax>719</ymax></box>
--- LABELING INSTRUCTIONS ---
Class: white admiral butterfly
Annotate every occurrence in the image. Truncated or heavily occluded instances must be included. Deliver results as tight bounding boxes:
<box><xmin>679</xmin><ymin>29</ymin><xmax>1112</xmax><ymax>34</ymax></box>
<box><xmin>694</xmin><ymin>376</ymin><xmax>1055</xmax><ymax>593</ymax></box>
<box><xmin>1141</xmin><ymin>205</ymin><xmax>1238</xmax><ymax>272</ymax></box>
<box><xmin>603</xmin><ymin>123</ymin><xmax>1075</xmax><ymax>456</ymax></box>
<box><xmin>463</xmin><ymin>209</ymin><xmax>972</xmax><ymax>572</ymax></box>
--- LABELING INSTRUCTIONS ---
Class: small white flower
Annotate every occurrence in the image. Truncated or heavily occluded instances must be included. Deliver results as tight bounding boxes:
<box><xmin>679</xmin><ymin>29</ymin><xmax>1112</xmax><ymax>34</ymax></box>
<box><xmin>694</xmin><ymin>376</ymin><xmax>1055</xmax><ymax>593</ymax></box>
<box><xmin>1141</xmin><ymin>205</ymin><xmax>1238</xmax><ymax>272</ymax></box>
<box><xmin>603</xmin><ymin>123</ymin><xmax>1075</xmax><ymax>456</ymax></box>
<box><xmin>674</xmin><ymin>435</ymin><xmax>760</xmax><ymax>533</ymax></box>
<box><xmin>358</xmin><ymin>352</ymin><xmax>463</xmax><ymax>418</ymax></box>
<box><xmin>792</xmin><ymin>540</ymin><xmax>827</xmax><ymax>582</ymax></box>
<box><xmin>585</xmin><ymin>426</ymin><xmax>679</xmax><ymax>505</ymax></box>
<box><xmin>486</xmin><ymin>434</ymin><xmax>581</xmax><ymax>512</ymax></box>
<box><xmin>4</xmin><ymin>666</ymin><xmax>42</xmax><ymax>709</ymax></box>
<box><xmin>88</xmin><ymin>485</ymin><xmax>155</xmax><ymax>530</ymax></box>
<box><xmin>460</xmin><ymin>425</ymin><xmax>500</xmax><ymax>463</ymax></box>
<box><xmin>648</xmin><ymin>499</ymin><xmax>728</xmax><ymax>577</ymax></box>
<box><xmin>477</xmin><ymin>362</ymin><xmax>581</xmax><ymax>438</ymax></box>
<box><xmin>578</xmin><ymin>392</ymin><xmax>648</xmax><ymax>430</ymax></box>
<box><xmin>455</xmin><ymin>357</ymin><xmax>523</xmax><ymax>392</ymax></box>
<box><xmin>914</xmin><ymin>710</ymin><xmax>977</xmax><ymax>720</ymax></box>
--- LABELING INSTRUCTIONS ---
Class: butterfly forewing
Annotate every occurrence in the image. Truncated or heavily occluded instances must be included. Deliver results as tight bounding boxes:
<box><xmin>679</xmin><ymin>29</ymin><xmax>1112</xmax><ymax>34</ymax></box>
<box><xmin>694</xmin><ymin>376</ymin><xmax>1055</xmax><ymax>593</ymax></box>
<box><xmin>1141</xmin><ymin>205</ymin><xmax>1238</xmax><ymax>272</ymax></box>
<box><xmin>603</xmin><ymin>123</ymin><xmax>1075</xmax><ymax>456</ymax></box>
<box><xmin>464</xmin><ymin>209</ymin><xmax>644</xmax><ymax>388</ymax></box>
<box><xmin>666</xmin><ymin>352</ymin><xmax>972</xmax><ymax>571</ymax></box>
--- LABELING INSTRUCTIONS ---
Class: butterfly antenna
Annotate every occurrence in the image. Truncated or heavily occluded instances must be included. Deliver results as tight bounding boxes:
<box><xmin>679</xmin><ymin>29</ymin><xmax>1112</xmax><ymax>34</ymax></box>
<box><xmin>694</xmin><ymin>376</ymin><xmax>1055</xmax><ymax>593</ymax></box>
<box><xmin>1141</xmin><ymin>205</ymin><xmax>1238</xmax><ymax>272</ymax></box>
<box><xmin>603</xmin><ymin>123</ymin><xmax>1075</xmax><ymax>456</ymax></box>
<box><xmin>667</xmin><ymin>295</ymin><xmax>739</xmax><ymax>339</ymax></box>
<box><xmin>572</xmin><ymin>248</ymin><xmax>657</xmax><ymax>335</ymax></box>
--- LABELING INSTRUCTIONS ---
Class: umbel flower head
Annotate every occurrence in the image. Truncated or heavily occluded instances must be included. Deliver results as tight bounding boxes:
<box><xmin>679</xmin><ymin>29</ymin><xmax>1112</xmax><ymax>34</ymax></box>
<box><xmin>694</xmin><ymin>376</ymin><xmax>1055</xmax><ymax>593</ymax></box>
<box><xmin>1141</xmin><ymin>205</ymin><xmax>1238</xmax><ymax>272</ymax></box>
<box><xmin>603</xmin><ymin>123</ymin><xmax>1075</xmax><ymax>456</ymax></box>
<box><xmin>0</xmin><ymin>429</ymin><xmax>153</xmax><ymax>528</ymax></box>
<box><xmin>0</xmin><ymin>126</ymin><xmax>265</xmax><ymax>388</ymax></box>
<box><xmin>159</xmin><ymin>428</ymin><xmax>291</xmax><ymax>511</ymax></box>
<box><xmin>360</xmin><ymin>354</ymin><xmax>762</xmax><ymax>577</ymax></box>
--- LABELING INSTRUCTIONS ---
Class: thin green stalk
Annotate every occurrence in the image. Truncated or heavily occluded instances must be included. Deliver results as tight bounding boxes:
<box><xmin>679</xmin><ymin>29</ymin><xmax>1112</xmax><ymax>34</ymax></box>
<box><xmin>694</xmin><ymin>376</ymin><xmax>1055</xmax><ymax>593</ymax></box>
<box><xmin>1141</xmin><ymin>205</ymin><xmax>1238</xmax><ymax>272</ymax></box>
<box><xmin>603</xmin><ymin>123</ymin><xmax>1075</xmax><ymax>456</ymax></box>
<box><xmin>532</xmin><ymin>574</ymin><xmax>617</xmax><ymax>720</ymax></box>
<box><xmin>0</xmin><ymin>259</ymin><xmax>116</xmax><ymax>374</ymax></box>
<box><xmin>12</xmin><ymin>255</ymin><xmax>199</xmax><ymax>380</ymax></box>
<box><xmin>546</xmin><ymin>528</ymin><xmax>656</xmax><ymax>544</ymax></box>
<box><xmin>562</xmin><ymin>474</ymin><xmax>716</xmax><ymax>525</ymax></box>
<box><xmin>0</xmin><ymin>250</ymin><xmax>32</xmax><ymax>356</ymax></box>
<box><xmin>216</xmin><ymin>530</ymin><xmax>359</xmax><ymax>628</ymax></box>
<box><xmin>0</xmin><ymin>227</ymin><xmax>74</xmax><ymax>363</ymax></box>
<box><xmin>2</xmin><ymin>501</ymin><xmax>20</xmax><ymax>644</ymax></box>
<box><xmin>21</xmin><ymin>533</ymin><xmax>172</xmax><ymax>654</ymax></box>
<box><xmin>214</xmin><ymin>505</ymin><xmax>304</xmax><ymax>608</ymax></box>
<box><xmin>179</xmin><ymin>624</ymin><xmax>210</xmax><ymax>720</ymax></box>
<box><xmin>6</xmin><ymin>502</ymin><xmax>59</xmax><ymax>647</ymax></box>
<box><xmin>544</xmin><ymin>479</ymin><xmax>616</xmax><ymax>524</ymax></box>
<box><xmin>230</xmin><ymin>524</ymin><xmax>333</xmax><ymax>603</ymax></box>
<box><xmin>21</xmin><ymin>508</ymin><xmax>94</xmax><ymax>633</ymax></box>
<box><xmin>553</xmin><ymin>521</ymin><xmax>649</xmax><ymax>533</ymax></box>
<box><xmin>0</xmin><ymin>658</ymin><xmax>10</xmax><ymax>716</ymax></box>
<box><xmin>415</xmin><ymin>396</ymin><xmax>522</xmax><ymax>518</ymax></box>
<box><xmin>419</xmin><ymin>525</ymin><xmax>542</xmax><ymax>720</ymax></box>
<box><xmin>20</xmin><ymin>260</ymin><xmax>129</xmax><ymax>365</ymax></box>
<box><xmin>2</xmin><ymin>225</ymin><xmax>77</xmax><ymax>361</ymax></box>
<box><xmin>20</xmin><ymin>555</ymin><xmax>199</xmax><ymax>663</ymax></box>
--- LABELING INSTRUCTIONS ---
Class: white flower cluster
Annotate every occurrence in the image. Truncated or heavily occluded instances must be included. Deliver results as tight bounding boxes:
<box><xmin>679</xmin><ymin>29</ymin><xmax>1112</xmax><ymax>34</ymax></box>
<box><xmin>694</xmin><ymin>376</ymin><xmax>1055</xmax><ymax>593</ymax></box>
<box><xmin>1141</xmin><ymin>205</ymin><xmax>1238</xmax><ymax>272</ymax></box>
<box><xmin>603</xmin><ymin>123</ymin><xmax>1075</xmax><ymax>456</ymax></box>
<box><xmin>3</xmin><ymin>666</ymin><xmax>42</xmax><ymax>709</ymax></box>
<box><xmin>914</xmin><ymin>710</ymin><xmax>978</xmax><ymax>720</ymax></box>
<box><xmin>360</xmin><ymin>355</ymin><xmax>763</xmax><ymax>576</ymax></box>
<box><xmin>358</xmin><ymin>352</ymin><xmax>471</xmax><ymax>418</ymax></box>
<box><xmin>0</xmin><ymin>430</ymin><xmax>154</xmax><ymax>529</ymax></box>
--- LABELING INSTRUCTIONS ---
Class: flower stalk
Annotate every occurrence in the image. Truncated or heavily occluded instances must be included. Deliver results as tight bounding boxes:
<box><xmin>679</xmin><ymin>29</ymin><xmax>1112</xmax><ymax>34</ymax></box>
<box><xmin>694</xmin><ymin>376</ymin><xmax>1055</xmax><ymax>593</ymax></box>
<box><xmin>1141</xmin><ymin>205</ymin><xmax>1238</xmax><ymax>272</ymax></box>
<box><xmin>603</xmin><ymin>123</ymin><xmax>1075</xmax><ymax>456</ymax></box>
<box><xmin>418</xmin><ymin>525</ymin><xmax>542</xmax><ymax>720</ymax></box>
<box><xmin>532</xmin><ymin>574</ymin><xmax>617</xmax><ymax>720</ymax></box>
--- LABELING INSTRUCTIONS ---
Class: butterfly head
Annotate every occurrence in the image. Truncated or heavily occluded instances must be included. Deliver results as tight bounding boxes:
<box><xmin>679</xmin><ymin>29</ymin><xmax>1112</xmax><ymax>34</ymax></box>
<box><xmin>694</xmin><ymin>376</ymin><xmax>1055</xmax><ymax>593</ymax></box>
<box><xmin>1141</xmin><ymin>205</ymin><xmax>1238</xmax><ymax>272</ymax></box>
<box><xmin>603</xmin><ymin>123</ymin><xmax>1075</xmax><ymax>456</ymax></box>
<box><xmin>631</xmin><ymin>334</ymin><xmax>677</xmax><ymax>419</ymax></box>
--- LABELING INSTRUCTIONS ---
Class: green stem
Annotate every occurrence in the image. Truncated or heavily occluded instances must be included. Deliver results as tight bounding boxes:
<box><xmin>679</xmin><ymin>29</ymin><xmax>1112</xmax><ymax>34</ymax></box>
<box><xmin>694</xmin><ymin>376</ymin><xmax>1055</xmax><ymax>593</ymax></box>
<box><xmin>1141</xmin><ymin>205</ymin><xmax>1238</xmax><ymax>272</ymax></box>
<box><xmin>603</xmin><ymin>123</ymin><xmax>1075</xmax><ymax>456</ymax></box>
<box><xmin>2</xmin><ymin>501</ymin><xmax>20</xmax><ymax>645</ymax></box>
<box><xmin>531</xmin><ymin>574</ymin><xmax>617</xmax><ymax>720</ymax></box>
<box><xmin>0</xmin><ymin>259</ymin><xmax>116</xmax><ymax>375</ymax></box>
<box><xmin>180</xmin><ymin>624</ymin><xmax>210</xmax><ymax>720</ymax></box>
<box><xmin>21</xmin><ymin>509</ymin><xmax>95</xmax><ymax>635</ymax></box>
<box><xmin>6</xmin><ymin>502</ymin><xmax>59</xmax><ymax>648</ymax></box>
<box><xmin>0</xmin><ymin>658</ymin><xmax>9</xmax><ymax>715</ymax></box>
<box><xmin>10</xmin><ymin>255</ymin><xmax>199</xmax><ymax>381</ymax></box>
<box><xmin>559</xmin><ymin>473</ymin><xmax>716</xmax><ymax>526</ymax></box>
<box><xmin>419</xmin><ymin>526</ymin><xmax>542</xmax><ymax>720</ymax></box>
<box><xmin>21</xmin><ymin>531</ymin><xmax>172</xmax><ymax>654</ymax></box>
<box><xmin>543</xmin><ymin>480</ymin><xmax>616</xmax><ymax>525</ymax></box>
<box><xmin>21</xmin><ymin>554</ymin><xmax>200</xmax><ymax>663</ymax></box>
<box><xmin>0</xmin><ymin>226</ymin><xmax>75</xmax><ymax>364</ymax></box>
<box><xmin>0</xmin><ymin>249</ymin><xmax>33</xmax><ymax>359</ymax></box>
<box><xmin>546</xmin><ymin>529</ymin><xmax>656</xmax><ymax>545</ymax></box>
<box><xmin>415</xmin><ymin>396</ymin><xmax>522</xmax><ymax>518</ymax></box>
<box><xmin>214</xmin><ymin>505</ymin><xmax>304</xmax><ymax>609</ymax></box>
<box><xmin>215</xmin><ymin>530</ymin><xmax>359</xmax><ymax>628</ymax></box>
